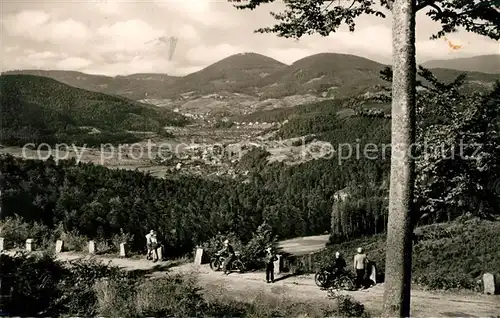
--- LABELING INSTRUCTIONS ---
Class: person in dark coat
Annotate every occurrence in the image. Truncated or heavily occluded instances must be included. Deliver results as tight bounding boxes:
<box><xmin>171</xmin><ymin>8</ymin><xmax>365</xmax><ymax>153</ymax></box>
<box><xmin>333</xmin><ymin>251</ymin><xmax>347</xmax><ymax>274</ymax></box>
<box><xmin>265</xmin><ymin>247</ymin><xmax>278</xmax><ymax>283</ymax></box>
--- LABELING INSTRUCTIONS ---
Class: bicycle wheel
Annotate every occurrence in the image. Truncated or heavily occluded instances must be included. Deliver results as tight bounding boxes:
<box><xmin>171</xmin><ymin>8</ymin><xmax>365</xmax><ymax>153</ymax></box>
<box><xmin>314</xmin><ymin>271</ymin><xmax>329</xmax><ymax>288</ymax></box>
<box><xmin>232</xmin><ymin>260</ymin><xmax>245</xmax><ymax>273</ymax></box>
<box><xmin>338</xmin><ymin>276</ymin><xmax>355</xmax><ymax>291</ymax></box>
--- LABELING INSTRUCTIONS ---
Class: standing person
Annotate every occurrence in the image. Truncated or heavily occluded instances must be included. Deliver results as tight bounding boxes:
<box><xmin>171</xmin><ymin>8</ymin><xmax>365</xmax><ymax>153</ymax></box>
<box><xmin>353</xmin><ymin>247</ymin><xmax>368</xmax><ymax>289</ymax></box>
<box><xmin>334</xmin><ymin>251</ymin><xmax>347</xmax><ymax>275</ymax></box>
<box><xmin>219</xmin><ymin>239</ymin><xmax>235</xmax><ymax>275</ymax></box>
<box><xmin>145</xmin><ymin>230</ymin><xmax>159</xmax><ymax>262</ymax></box>
<box><xmin>265</xmin><ymin>247</ymin><xmax>277</xmax><ymax>283</ymax></box>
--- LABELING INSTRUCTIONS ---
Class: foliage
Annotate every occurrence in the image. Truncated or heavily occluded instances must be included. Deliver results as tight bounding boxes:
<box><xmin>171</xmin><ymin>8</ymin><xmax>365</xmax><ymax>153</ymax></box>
<box><xmin>59</xmin><ymin>258</ymin><xmax>129</xmax><ymax>316</ymax></box>
<box><xmin>134</xmin><ymin>273</ymin><xmax>206</xmax><ymax>317</ymax></box>
<box><xmin>415</xmin><ymin>81</ymin><xmax>500</xmax><ymax>221</ymax></box>
<box><xmin>0</xmin><ymin>253</ymin><xmax>66</xmax><ymax>316</ymax></box>
<box><xmin>0</xmin><ymin>216</ymin><xmax>54</xmax><ymax>249</ymax></box>
<box><xmin>328</xmin><ymin>290</ymin><xmax>370</xmax><ymax>318</ymax></box>
<box><xmin>237</xmin><ymin>147</ymin><xmax>271</xmax><ymax>172</ymax></box>
<box><xmin>241</xmin><ymin>222</ymin><xmax>279</xmax><ymax>269</ymax></box>
<box><xmin>111</xmin><ymin>228</ymin><xmax>135</xmax><ymax>253</ymax></box>
<box><xmin>230</xmin><ymin>0</ymin><xmax>499</xmax><ymax>40</ymax></box>
<box><xmin>381</xmin><ymin>66</ymin><xmax>500</xmax><ymax>221</ymax></box>
<box><xmin>58</xmin><ymin>227</ymin><xmax>89</xmax><ymax>252</ymax></box>
<box><xmin>330</xmin><ymin>184</ymin><xmax>389</xmax><ymax>243</ymax></box>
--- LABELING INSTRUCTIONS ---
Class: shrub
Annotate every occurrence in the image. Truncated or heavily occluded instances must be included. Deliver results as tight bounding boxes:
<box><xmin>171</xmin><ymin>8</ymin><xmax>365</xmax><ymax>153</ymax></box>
<box><xmin>111</xmin><ymin>228</ymin><xmax>135</xmax><ymax>253</ymax></box>
<box><xmin>135</xmin><ymin>273</ymin><xmax>206</xmax><ymax>317</ymax></box>
<box><xmin>328</xmin><ymin>290</ymin><xmax>370</xmax><ymax>317</ymax></box>
<box><xmin>0</xmin><ymin>253</ymin><xmax>66</xmax><ymax>316</ymax></box>
<box><xmin>94</xmin><ymin>278</ymin><xmax>138</xmax><ymax>317</ymax></box>
<box><xmin>60</xmin><ymin>258</ymin><xmax>129</xmax><ymax>316</ymax></box>
<box><xmin>0</xmin><ymin>216</ymin><xmax>53</xmax><ymax>249</ymax></box>
<box><xmin>242</xmin><ymin>222</ymin><xmax>278</xmax><ymax>269</ymax></box>
<box><xmin>59</xmin><ymin>229</ymin><xmax>88</xmax><ymax>252</ymax></box>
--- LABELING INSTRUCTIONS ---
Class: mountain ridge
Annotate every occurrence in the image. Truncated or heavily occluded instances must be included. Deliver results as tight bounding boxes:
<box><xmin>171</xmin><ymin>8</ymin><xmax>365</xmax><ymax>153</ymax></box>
<box><xmin>3</xmin><ymin>53</ymin><xmax>498</xmax><ymax>100</ymax></box>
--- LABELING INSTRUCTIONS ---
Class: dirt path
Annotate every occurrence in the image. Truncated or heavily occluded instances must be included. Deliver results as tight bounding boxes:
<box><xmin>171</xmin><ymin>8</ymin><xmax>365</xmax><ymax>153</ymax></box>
<box><xmin>53</xmin><ymin>252</ymin><xmax>500</xmax><ymax>317</ymax></box>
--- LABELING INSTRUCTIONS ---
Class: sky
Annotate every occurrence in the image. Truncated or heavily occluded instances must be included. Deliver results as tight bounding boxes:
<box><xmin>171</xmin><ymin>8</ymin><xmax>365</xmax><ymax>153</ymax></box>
<box><xmin>1</xmin><ymin>0</ymin><xmax>499</xmax><ymax>76</ymax></box>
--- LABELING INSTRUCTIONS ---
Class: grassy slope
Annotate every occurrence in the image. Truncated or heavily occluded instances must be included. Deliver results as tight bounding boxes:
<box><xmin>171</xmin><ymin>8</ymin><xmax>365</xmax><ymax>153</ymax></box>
<box><xmin>0</xmin><ymin>74</ymin><xmax>187</xmax><ymax>145</ymax></box>
<box><xmin>314</xmin><ymin>219</ymin><xmax>500</xmax><ymax>291</ymax></box>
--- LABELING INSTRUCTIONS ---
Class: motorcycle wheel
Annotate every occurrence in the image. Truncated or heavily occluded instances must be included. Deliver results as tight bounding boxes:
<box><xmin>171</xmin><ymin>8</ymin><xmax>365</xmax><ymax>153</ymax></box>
<box><xmin>337</xmin><ymin>276</ymin><xmax>355</xmax><ymax>291</ymax></box>
<box><xmin>314</xmin><ymin>271</ymin><xmax>328</xmax><ymax>288</ymax></box>
<box><xmin>210</xmin><ymin>258</ymin><xmax>221</xmax><ymax>271</ymax></box>
<box><xmin>232</xmin><ymin>260</ymin><xmax>245</xmax><ymax>273</ymax></box>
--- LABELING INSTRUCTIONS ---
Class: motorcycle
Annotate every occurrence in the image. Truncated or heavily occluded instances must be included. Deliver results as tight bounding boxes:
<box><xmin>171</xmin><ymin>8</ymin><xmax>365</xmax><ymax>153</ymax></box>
<box><xmin>210</xmin><ymin>251</ymin><xmax>245</xmax><ymax>273</ymax></box>
<box><xmin>314</xmin><ymin>268</ymin><xmax>355</xmax><ymax>290</ymax></box>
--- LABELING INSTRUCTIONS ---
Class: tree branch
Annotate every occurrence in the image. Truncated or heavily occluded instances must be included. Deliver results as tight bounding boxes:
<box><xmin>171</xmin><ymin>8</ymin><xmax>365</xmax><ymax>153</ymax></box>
<box><xmin>416</xmin><ymin>0</ymin><xmax>440</xmax><ymax>12</ymax></box>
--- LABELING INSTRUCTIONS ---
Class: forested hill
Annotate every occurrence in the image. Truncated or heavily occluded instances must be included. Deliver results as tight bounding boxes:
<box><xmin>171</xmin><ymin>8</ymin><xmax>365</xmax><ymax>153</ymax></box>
<box><xmin>0</xmin><ymin>74</ymin><xmax>188</xmax><ymax>146</ymax></box>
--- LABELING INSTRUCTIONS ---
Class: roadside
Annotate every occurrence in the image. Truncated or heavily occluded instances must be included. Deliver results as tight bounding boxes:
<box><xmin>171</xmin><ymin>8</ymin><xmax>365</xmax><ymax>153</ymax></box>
<box><xmin>51</xmin><ymin>252</ymin><xmax>500</xmax><ymax>317</ymax></box>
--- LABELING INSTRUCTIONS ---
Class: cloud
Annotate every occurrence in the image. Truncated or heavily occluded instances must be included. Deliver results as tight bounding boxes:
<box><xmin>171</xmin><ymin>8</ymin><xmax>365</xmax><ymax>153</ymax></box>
<box><xmin>155</xmin><ymin>0</ymin><xmax>239</xmax><ymax>28</ymax></box>
<box><xmin>96</xmin><ymin>19</ymin><xmax>164</xmax><ymax>53</ymax></box>
<box><xmin>4</xmin><ymin>46</ymin><xmax>20</xmax><ymax>53</ymax></box>
<box><xmin>2</xmin><ymin>10</ymin><xmax>50</xmax><ymax>35</ymax></box>
<box><xmin>2</xmin><ymin>10</ymin><xmax>90</xmax><ymax>44</ymax></box>
<box><xmin>93</xmin><ymin>0</ymin><xmax>125</xmax><ymax>16</ymax></box>
<box><xmin>27</xmin><ymin>51</ymin><xmax>61</xmax><ymax>60</ymax></box>
<box><xmin>57</xmin><ymin>57</ymin><xmax>93</xmax><ymax>70</ymax></box>
<box><xmin>175</xmin><ymin>24</ymin><xmax>200</xmax><ymax>42</ymax></box>
<box><xmin>10</xmin><ymin>50</ymin><xmax>63</xmax><ymax>69</ymax></box>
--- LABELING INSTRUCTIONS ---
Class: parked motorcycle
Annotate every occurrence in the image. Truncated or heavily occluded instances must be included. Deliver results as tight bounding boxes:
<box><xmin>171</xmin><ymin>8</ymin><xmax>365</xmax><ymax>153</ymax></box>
<box><xmin>314</xmin><ymin>268</ymin><xmax>355</xmax><ymax>290</ymax></box>
<box><xmin>210</xmin><ymin>251</ymin><xmax>245</xmax><ymax>273</ymax></box>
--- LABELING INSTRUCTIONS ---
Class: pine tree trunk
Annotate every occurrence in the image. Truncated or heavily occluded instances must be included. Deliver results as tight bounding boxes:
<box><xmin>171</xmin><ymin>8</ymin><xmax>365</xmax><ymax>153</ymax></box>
<box><xmin>382</xmin><ymin>0</ymin><xmax>417</xmax><ymax>317</ymax></box>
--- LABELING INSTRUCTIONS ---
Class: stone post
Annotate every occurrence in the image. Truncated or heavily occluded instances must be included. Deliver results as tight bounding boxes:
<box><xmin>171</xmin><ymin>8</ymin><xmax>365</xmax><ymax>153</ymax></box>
<box><xmin>194</xmin><ymin>248</ymin><xmax>204</xmax><ymax>265</ymax></box>
<box><xmin>483</xmin><ymin>273</ymin><xmax>496</xmax><ymax>295</ymax></box>
<box><xmin>156</xmin><ymin>245</ymin><xmax>163</xmax><ymax>261</ymax></box>
<box><xmin>26</xmin><ymin>239</ymin><xmax>34</xmax><ymax>252</ymax></box>
<box><xmin>55</xmin><ymin>240</ymin><xmax>64</xmax><ymax>253</ymax></box>
<box><xmin>119</xmin><ymin>243</ymin><xmax>127</xmax><ymax>257</ymax></box>
<box><xmin>88</xmin><ymin>240</ymin><xmax>96</xmax><ymax>254</ymax></box>
<box><xmin>0</xmin><ymin>237</ymin><xmax>4</xmax><ymax>252</ymax></box>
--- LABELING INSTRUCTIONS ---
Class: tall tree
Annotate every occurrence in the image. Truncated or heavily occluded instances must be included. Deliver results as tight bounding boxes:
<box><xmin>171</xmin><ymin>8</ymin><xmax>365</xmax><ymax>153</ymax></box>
<box><xmin>229</xmin><ymin>0</ymin><xmax>499</xmax><ymax>316</ymax></box>
<box><xmin>385</xmin><ymin>1</ymin><xmax>416</xmax><ymax>315</ymax></box>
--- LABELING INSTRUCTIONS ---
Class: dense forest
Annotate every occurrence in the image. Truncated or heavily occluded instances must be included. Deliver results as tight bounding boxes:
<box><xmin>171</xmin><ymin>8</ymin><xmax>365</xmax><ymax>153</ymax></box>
<box><xmin>0</xmin><ymin>75</ymin><xmax>188</xmax><ymax>147</ymax></box>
